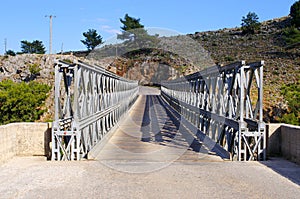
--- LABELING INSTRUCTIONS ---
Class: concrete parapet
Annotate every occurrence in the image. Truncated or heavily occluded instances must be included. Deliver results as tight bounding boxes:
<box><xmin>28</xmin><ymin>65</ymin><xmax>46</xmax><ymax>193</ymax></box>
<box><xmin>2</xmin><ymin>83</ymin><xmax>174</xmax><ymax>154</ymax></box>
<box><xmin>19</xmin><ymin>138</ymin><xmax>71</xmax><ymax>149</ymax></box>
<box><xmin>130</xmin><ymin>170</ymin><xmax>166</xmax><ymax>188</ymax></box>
<box><xmin>267</xmin><ymin>123</ymin><xmax>282</xmax><ymax>156</ymax></box>
<box><xmin>0</xmin><ymin>124</ymin><xmax>16</xmax><ymax>165</ymax></box>
<box><xmin>1</xmin><ymin>122</ymin><xmax>300</xmax><ymax>164</ymax></box>
<box><xmin>267</xmin><ymin>123</ymin><xmax>300</xmax><ymax>165</ymax></box>
<box><xmin>0</xmin><ymin>123</ymin><xmax>51</xmax><ymax>165</ymax></box>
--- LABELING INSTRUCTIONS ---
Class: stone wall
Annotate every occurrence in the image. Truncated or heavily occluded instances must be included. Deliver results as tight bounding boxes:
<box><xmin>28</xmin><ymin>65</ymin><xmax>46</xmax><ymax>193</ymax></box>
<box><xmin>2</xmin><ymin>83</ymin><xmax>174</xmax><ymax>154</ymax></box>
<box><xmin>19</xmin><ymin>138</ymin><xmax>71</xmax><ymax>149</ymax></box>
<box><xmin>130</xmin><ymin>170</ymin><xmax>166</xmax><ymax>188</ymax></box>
<box><xmin>267</xmin><ymin>123</ymin><xmax>300</xmax><ymax>164</ymax></box>
<box><xmin>0</xmin><ymin>123</ymin><xmax>51</xmax><ymax>165</ymax></box>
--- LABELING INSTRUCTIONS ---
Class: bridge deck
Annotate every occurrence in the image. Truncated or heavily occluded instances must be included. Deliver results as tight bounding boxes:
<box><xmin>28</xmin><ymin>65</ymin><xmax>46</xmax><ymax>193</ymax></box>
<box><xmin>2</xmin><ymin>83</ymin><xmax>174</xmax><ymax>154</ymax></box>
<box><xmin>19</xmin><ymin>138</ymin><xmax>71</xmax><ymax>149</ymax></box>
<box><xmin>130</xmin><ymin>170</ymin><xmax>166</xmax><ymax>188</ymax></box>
<box><xmin>93</xmin><ymin>87</ymin><xmax>222</xmax><ymax>173</ymax></box>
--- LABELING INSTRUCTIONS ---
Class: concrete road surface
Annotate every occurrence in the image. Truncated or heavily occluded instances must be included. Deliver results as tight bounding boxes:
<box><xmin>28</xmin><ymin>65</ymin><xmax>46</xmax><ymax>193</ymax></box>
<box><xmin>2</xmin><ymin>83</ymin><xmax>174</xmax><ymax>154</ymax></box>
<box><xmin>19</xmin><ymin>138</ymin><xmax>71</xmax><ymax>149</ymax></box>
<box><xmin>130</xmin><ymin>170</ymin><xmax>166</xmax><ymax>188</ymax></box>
<box><xmin>0</xmin><ymin>156</ymin><xmax>299</xmax><ymax>199</ymax></box>
<box><xmin>0</xmin><ymin>87</ymin><xmax>299</xmax><ymax>198</ymax></box>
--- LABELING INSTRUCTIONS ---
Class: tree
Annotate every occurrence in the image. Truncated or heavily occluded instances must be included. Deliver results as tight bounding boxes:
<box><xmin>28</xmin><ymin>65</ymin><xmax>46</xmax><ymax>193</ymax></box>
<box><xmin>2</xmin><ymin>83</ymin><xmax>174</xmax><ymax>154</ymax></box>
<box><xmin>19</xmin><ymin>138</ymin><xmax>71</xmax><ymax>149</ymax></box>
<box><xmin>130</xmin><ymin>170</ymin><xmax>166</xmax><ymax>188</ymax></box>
<box><xmin>118</xmin><ymin>14</ymin><xmax>147</xmax><ymax>41</ymax></box>
<box><xmin>117</xmin><ymin>14</ymin><xmax>158</xmax><ymax>50</ymax></box>
<box><xmin>241</xmin><ymin>12</ymin><xmax>261</xmax><ymax>34</ymax></box>
<box><xmin>81</xmin><ymin>29</ymin><xmax>103</xmax><ymax>51</ymax></box>
<box><xmin>21</xmin><ymin>40</ymin><xmax>46</xmax><ymax>54</ymax></box>
<box><xmin>290</xmin><ymin>0</ymin><xmax>300</xmax><ymax>27</ymax></box>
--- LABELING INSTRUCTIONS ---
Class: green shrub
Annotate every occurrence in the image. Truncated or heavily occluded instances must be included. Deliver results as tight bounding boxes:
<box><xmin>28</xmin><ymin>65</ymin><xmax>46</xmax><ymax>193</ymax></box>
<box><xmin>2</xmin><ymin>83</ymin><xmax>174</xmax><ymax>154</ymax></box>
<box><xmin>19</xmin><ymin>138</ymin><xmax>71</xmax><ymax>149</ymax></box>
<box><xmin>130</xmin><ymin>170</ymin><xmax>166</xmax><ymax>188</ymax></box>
<box><xmin>0</xmin><ymin>80</ymin><xmax>51</xmax><ymax>125</ymax></box>
<box><xmin>224</xmin><ymin>56</ymin><xmax>234</xmax><ymax>62</ymax></box>
<box><xmin>280</xmin><ymin>113</ymin><xmax>299</xmax><ymax>125</ymax></box>
<box><xmin>5</xmin><ymin>50</ymin><xmax>16</xmax><ymax>56</ymax></box>
<box><xmin>28</xmin><ymin>63</ymin><xmax>41</xmax><ymax>75</ymax></box>
<box><xmin>62</xmin><ymin>59</ymin><xmax>73</xmax><ymax>64</ymax></box>
<box><xmin>280</xmin><ymin>81</ymin><xmax>300</xmax><ymax>125</ymax></box>
<box><xmin>283</xmin><ymin>26</ymin><xmax>300</xmax><ymax>46</ymax></box>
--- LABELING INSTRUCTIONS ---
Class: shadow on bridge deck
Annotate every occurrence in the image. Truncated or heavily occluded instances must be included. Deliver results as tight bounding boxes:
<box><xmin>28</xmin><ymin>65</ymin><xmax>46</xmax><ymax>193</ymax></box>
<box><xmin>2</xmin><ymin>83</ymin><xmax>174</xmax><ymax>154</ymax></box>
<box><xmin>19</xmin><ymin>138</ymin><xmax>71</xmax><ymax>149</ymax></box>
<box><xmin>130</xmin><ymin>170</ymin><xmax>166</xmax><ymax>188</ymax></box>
<box><xmin>260</xmin><ymin>157</ymin><xmax>300</xmax><ymax>186</ymax></box>
<box><xmin>93</xmin><ymin>86</ymin><xmax>223</xmax><ymax>173</ymax></box>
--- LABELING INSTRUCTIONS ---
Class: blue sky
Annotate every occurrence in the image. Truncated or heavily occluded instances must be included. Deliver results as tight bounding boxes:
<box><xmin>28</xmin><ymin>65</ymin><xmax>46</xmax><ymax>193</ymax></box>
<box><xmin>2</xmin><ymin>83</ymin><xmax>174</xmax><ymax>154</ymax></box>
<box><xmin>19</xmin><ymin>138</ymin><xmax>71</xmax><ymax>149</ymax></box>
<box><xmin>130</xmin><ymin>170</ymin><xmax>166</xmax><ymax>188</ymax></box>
<box><xmin>0</xmin><ymin>0</ymin><xmax>296</xmax><ymax>54</ymax></box>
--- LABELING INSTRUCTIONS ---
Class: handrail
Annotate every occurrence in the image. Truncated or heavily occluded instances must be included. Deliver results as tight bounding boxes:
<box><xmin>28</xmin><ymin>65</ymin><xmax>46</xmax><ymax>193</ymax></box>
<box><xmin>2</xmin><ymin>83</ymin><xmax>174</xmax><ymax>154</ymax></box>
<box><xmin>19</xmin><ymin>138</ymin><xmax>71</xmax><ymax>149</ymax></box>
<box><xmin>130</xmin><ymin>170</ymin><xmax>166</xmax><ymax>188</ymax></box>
<box><xmin>52</xmin><ymin>60</ymin><xmax>138</xmax><ymax>160</ymax></box>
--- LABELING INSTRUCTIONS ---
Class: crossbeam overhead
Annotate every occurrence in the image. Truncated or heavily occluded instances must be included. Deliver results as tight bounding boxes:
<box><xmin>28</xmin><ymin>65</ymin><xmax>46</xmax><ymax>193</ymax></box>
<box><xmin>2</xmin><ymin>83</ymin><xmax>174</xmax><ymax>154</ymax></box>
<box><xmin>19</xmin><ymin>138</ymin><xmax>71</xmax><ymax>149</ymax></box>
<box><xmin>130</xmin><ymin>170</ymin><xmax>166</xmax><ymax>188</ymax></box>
<box><xmin>52</xmin><ymin>60</ymin><xmax>138</xmax><ymax>160</ymax></box>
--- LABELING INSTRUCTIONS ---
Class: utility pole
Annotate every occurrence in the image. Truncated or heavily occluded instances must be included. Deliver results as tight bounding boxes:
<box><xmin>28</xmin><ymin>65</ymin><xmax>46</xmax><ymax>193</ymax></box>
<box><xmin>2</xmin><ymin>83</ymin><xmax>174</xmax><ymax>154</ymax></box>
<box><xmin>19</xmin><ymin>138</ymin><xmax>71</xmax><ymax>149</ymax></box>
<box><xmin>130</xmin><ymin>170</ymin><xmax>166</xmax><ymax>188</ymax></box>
<box><xmin>4</xmin><ymin>38</ymin><xmax>7</xmax><ymax>55</ymax></box>
<box><xmin>61</xmin><ymin>42</ymin><xmax>64</xmax><ymax>54</ymax></box>
<box><xmin>45</xmin><ymin>15</ymin><xmax>56</xmax><ymax>54</ymax></box>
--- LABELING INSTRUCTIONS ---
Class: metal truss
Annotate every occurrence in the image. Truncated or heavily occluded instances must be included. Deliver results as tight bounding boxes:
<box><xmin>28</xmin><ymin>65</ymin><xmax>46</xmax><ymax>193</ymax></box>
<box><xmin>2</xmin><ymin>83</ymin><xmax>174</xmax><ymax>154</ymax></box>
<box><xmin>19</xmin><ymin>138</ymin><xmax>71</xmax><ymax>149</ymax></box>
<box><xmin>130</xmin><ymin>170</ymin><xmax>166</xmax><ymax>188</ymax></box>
<box><xmin>52</xmin><ymin>60</ymin><xmax>138</xmax><ymax>160</ymax></box>
<box><xmin>161</xmin><ymin>61</ymin><xmax>266</xmax><ymax>161</ymax></box>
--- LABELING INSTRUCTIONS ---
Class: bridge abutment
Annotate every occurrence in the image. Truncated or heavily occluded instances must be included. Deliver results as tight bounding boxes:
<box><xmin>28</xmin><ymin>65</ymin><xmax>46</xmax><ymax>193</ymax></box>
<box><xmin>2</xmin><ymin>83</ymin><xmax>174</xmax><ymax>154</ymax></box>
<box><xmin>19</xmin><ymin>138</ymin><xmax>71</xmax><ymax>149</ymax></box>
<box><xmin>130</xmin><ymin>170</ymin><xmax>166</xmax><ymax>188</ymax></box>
<box><xmin>0</xmin><ymin>122</ymin><xmax>51</xmax><ymax>164</ymax></box>
<box><xmin>267</xmin><ymin>123</ymin><xmax>300</xmax><ymax>164</ymax></box>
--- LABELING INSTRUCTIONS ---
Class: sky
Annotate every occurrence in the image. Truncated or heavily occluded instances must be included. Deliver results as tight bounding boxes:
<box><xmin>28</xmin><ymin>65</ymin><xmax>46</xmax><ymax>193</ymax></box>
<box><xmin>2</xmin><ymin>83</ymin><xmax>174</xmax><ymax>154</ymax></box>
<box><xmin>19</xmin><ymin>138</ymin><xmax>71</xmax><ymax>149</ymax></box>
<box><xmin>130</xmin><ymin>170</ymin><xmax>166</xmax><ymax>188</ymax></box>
<box><xmin>0</xmin><ymin>0</ymin><xmax>296</xmax><ymax>54</ymax></box>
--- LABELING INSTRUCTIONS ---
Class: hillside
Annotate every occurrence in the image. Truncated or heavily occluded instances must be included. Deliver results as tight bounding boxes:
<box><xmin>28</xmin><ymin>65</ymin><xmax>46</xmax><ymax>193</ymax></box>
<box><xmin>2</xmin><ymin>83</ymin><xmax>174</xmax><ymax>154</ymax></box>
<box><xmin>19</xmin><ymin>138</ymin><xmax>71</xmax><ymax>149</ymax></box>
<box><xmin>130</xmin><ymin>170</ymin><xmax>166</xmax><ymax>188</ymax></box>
<box><xmin>189</xmin><ymin>16</ymin><xmax>299</xmax><ymax>122</ymax></box>
<box><xmin>105</xmin><ymin>16</ymin><xmax>298</xmax><ymax>123</ymax></box>
<box><xmin>0</xmin><ymin>16</ymin><xmax>298</xmax><ymax>124</ymax></box>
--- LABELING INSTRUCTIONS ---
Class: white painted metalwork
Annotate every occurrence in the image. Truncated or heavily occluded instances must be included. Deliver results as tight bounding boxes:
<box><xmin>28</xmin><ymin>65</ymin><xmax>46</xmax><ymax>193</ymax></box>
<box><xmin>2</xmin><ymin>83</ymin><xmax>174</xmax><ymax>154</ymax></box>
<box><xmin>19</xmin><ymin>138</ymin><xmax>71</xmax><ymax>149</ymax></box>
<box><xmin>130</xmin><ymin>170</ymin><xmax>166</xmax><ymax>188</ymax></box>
<box><xmin>52</xmin><ymin>60</ymin><xmax>138</xmax><ymax>160</ymax></box>
<box><xmin>161</xmin><ymin>61</ymin><xmax>266</xmax><ymax>161</ymax></box>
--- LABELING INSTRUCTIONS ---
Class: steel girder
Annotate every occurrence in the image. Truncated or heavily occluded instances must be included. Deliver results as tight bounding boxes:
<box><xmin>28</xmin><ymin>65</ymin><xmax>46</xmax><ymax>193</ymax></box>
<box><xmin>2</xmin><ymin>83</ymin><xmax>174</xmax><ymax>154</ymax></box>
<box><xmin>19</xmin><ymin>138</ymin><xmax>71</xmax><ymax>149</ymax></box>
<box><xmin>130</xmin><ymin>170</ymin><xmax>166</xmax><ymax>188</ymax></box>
<box><xmin>52</xmin><ymin>60</ymin><xmax>138</xmax><ymax>160</ymax></box>
<box><xmin>161</xmin><ymin>61</ymin><xmax>266</xmax><ymax>161</ymax></box>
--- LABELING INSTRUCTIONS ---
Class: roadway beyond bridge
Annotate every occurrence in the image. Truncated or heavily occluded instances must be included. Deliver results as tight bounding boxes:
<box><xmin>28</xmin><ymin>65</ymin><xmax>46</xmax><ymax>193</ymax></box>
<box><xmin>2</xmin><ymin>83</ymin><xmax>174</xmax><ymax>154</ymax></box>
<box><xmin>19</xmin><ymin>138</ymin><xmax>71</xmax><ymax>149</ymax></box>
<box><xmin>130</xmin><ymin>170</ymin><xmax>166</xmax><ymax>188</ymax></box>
<box><xmin>0</xmin><ymin>86</ymin><xmax>299</xmax><ymax>198</ymax></box>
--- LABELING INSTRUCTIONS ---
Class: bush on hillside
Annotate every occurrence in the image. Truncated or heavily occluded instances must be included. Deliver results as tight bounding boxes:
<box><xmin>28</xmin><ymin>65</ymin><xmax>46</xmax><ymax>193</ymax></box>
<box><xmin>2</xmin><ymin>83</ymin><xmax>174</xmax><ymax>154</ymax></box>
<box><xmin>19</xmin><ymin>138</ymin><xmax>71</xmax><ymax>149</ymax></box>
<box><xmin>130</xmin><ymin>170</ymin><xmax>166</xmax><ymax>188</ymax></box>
<box><xmin>5</xmin><ymin>50</ymin><xmax>16</xmax><ymax>56</ymax></box>
<box><xmin>283</xmin><ymin>26</ymin><xmax>300</xmax><ymax>46</ymax></box>
<box><xmin>280</xmin><ymin>81</ymin><xmax>300</xmax><ymax>125</ymax></box>
<box><xmin>0</xmin><ymin>80</ymin><xmax>51</xmax><ymax>125</ymax></box>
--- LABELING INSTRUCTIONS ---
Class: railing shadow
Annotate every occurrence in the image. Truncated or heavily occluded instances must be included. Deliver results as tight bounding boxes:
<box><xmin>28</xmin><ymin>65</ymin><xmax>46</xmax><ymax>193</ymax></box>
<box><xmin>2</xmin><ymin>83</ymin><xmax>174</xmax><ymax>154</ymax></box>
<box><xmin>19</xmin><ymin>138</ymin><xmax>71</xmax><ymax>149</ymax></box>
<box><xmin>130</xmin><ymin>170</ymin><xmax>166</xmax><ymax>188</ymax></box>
<box><xmin>140</xmin><ymin>95</ymin><xmax>205</xmax><ymax>154</ymax></box>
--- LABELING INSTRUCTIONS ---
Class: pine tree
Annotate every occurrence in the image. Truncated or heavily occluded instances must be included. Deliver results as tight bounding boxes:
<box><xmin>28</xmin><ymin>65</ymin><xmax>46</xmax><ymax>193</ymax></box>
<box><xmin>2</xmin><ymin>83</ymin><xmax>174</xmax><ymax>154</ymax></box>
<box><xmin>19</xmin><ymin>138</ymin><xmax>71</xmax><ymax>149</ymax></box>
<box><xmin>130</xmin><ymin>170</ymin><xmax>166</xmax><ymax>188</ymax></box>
<box><xmin>117</xmin><ymin>14</ymin><xmax>147</xmax><ymax>41</ymax></box>
<box><xmin>81</xmin><ymin>29</ymin><xmax>103</xmax><ymax>51</ymax></box>
<box><xmin>241</xmin><ymin>12</ymin><xmax>261</xmax><ymax>34</ymax></box>
<box><xmin>21</xmin><ymin>40</ymin><xmax>46</xmax><ymax>54</ymax></box>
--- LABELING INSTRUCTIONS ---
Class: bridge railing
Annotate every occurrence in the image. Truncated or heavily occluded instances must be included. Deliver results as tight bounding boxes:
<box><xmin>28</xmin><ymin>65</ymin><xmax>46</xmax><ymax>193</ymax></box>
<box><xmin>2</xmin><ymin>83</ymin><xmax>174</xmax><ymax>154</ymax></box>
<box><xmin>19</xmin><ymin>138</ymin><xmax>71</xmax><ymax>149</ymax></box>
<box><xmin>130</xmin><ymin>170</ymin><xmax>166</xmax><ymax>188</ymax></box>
<box><xmin>161</xmin><ymin>61</ymin><xmax>266</xmax><ymax>161</ymax></box>
<box><xmin>52</xmin><ymin>60</ymin><xmax>138</xmax><ymax>160</ymax></box>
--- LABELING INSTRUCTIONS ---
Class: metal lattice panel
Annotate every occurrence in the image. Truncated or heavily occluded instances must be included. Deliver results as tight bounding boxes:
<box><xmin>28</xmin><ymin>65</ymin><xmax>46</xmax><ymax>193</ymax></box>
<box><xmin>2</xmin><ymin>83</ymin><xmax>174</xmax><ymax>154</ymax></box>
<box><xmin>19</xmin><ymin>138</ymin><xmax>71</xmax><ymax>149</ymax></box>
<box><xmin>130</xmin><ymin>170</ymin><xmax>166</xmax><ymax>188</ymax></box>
<box><xmin>52</xmin><ymin>60</ymin><xmax>138</xmax><ymax>160</ymax></box>
<box><xmin>161</xmin><ymin>61</ymin><xmax>266</xmax><ymax>161</ymax></box>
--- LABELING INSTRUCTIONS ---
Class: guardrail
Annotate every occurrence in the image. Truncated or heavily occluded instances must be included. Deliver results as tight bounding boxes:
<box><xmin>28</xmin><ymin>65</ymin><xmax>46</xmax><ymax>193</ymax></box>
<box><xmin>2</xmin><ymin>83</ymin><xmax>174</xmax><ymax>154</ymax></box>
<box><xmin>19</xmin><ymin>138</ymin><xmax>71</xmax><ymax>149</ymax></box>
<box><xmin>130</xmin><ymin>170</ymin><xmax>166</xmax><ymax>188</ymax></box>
<box><xmin>52</xmin><ymin>60</ymin><xmax>138</xmax><ymax>160</ymax></box>
<box><xmin>161</xmin><ymin>61</ymin><xmax>266</xmax><ymax>161</ymax></box>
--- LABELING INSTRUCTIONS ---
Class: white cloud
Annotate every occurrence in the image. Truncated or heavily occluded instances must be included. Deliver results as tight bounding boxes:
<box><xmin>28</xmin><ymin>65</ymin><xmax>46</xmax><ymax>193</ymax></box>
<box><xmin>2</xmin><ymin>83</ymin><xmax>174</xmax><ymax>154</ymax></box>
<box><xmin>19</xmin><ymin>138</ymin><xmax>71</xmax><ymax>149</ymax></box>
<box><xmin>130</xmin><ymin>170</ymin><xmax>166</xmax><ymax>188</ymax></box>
<box><xmin>101</xmin><ymin>25</ymin><xmax>121</xmax><ymax>35</ymax></box>
<box><xmin>81</xmin><ymin>18</ymin><xmax>109</xmax><ymax>23</ymax></box>
<box><xmin>96</xmin><ymin>18</ymin><xmax>109</xmax><ymax>23</ymax></box>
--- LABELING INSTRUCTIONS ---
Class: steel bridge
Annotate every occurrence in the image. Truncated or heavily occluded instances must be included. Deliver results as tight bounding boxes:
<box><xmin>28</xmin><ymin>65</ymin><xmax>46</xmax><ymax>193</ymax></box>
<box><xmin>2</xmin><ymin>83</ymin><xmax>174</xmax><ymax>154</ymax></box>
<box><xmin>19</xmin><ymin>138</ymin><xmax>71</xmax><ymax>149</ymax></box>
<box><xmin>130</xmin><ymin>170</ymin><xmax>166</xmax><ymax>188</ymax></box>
<box><xmin>52</xmin><ymin>60</ymin><xmax>265</xmax><ymax>161</ymax></box>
